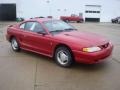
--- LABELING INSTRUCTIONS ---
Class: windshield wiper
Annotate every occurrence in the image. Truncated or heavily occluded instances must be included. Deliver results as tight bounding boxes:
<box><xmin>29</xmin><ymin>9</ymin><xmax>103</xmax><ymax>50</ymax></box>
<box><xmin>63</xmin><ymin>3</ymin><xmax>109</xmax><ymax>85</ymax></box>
<box><xmin>50</xmin><ymin>30</ymin><xmax>64</xmax><ymax>33</ymax></box>
<box><xmin>64</xmin><ymin>28</ymin><xmax>77</xmax><ymax>31</ymax></box>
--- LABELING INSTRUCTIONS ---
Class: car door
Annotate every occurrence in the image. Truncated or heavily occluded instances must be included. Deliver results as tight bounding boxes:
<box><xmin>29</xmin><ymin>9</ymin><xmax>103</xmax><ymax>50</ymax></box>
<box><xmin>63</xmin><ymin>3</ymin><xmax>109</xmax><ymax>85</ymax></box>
<box><xmin>19</xmin><ymin>21</ymin><xmax>52</xmax><ymax>56</ymax></box>
<box><xmin>19</xmin><ymin>21</ymin><xmax>36</xmax><ymax>50</ymax></box>
<box><xmin>29</xmin><ymin>22</ymin><xmax>52</xmax><ymax>55</ymax></box>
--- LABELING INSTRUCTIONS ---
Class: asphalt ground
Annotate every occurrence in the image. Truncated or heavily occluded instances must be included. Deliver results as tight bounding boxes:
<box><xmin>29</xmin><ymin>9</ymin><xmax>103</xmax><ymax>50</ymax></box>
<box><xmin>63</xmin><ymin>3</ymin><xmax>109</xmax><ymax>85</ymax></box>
<box><xmin>0</xmin><ymin>22</ymin><xmax>120</xmax><ymax>90</ymax></box>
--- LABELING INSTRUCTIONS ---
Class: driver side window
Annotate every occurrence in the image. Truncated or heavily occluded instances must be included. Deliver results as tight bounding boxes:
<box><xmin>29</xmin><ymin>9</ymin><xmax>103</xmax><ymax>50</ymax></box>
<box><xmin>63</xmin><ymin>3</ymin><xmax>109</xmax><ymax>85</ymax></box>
<box><xmin>20</xmin><ymin>21</ymin><xmax>46</xmax><ymax>33</ymax></box>
<box><xmin>25</xmin><ymin>22</ymin><xmax>35</xmax><ymax>31</ymax></box>
<box><xmin>33</xmin><ymin>22</ymin><xmax>45</xmax><ymax>33</ymax></box>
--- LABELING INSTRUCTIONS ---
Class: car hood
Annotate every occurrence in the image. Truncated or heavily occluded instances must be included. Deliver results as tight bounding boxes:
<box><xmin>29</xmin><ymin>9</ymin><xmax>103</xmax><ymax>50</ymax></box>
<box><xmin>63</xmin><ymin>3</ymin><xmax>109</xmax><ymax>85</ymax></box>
<box><xmin>54</xmin><ymin>31</ymin><xmax>109</xmax><ymax>47</ymax></box>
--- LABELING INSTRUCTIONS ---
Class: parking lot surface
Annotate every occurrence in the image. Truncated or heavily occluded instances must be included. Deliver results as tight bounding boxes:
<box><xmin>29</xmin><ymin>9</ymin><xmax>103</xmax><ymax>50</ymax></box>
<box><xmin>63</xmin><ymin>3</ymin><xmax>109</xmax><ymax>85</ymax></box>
<box><xmin>0</xmin><ymin>22</ymin><xmax>120</xmax><ymax>90</ymax></box>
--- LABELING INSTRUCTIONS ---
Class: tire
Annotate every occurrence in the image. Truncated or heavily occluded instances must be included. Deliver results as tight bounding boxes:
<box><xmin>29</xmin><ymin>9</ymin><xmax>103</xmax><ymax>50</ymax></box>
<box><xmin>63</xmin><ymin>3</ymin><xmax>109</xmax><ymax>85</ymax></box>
<box><xmin>115</xmin><ymin>20</ymin><xmax>118</xmax><ymax>23</ymax></box>
<box><xmin>77</xmin><ymin>21</ymin><xmax>80</xmax><ymax>23</ymax></box>
<box><xmin>65</xmin><ymin>20</ymin><xmax>69</xmax><ymax>23</ymax></box>
<box><xmin>77</xmin><ymin>20</ymin><xmax>83</xmax><ymax>23</ymax></box>
<box><xmin>54</xmin><ymin>46</ymin><xmax>73</xmax><ymax>67</ymax></box>
<box><xmin>118</xmin><ymin>19</ymin><xmax>120</xmax><ymax>24</ymax></box>
<box><xmin>11</xmin><ymin>37</ymin><xmax>20</xmax><ymax>52</ymax></box>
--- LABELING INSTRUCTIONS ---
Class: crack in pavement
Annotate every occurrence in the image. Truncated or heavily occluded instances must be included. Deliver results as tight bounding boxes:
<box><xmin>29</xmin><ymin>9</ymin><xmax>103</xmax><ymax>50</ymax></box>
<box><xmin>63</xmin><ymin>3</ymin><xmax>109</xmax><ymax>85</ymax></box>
<box><xmin>34</xmin><ymin>59</ymin><xmax>38</xmax><ymax>90</ymax></box>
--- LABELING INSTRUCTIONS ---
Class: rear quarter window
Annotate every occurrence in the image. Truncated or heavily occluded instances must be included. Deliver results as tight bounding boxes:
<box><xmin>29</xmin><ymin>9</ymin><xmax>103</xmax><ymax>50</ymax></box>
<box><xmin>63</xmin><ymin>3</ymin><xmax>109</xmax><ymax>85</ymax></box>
<box><xmin>19</xmin><ymin>23</ymin><xmax>25</xmax><ymax>29</ymax></box>
<box><xmin>24</xmin><ymin>22</ymin><xmax>35</xmax><ymax>31</ymax></box>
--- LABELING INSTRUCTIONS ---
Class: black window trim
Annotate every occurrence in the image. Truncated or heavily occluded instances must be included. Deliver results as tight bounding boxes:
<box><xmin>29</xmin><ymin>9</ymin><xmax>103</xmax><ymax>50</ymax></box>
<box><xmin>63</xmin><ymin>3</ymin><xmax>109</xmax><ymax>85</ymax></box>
<box><xmin>85</xmin><ymin>10</ymin><xmax>100</xmax><ymax>13</ymax></box>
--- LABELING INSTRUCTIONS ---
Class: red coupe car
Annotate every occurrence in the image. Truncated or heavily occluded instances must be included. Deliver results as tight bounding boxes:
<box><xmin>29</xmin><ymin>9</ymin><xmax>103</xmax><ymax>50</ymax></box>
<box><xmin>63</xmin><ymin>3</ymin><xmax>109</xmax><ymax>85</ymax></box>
<box><xmin>6</xmin><ymin>18</ymin><xmax>113</xmax><ymax>67</ymax></box>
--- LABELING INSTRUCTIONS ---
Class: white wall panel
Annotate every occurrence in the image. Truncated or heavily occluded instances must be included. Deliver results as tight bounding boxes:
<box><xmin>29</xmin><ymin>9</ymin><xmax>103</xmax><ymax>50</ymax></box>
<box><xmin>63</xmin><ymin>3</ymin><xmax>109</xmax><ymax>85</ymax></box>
<box><xmin>0</xmin><ymin>0</ymin><xmax>120</xmax><ymax>22</ymax></box>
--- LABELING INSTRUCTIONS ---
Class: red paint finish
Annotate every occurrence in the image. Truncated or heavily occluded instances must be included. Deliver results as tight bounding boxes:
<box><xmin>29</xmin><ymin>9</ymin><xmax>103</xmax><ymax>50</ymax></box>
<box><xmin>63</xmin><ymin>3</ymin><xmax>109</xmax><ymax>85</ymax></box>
<box><xmin>60</xmin><ymin>15</ymin><xmax>84</xmax><ymax>22</ymax></box>
<box><xmin>6</xmin><ymin>18</ymin><xmax>113</xmax><ymax>64</ymax></box>
<box><xmin>73</xmin><ymin>43</ymin><xmax>113</xmax><ymax>64</ymax></box>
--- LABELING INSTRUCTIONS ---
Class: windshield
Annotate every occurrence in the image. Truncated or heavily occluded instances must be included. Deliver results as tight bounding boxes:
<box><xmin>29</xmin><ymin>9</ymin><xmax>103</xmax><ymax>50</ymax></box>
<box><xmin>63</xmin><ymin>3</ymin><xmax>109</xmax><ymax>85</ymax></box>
<box><xmin>43</xmin><ymin>20</ymin><xmax>76</xmax><ymax>33</ymax></box>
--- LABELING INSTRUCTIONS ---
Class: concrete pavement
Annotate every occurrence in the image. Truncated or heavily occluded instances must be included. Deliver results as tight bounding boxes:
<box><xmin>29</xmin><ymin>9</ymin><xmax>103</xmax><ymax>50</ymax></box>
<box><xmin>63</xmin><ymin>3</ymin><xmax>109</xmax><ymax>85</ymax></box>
<box><xmin>0</xmin><ymin>22</ymin><xmax>120</xmax><ymax>90</ymax></box>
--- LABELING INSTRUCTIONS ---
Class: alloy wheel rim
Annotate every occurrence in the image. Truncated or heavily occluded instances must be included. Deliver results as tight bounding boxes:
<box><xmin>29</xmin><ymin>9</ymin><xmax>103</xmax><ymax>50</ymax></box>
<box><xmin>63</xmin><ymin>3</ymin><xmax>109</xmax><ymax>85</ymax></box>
<box><xmin>12</xmin><ymin>39</ymin><xmax>18</xmax><ymax>50</ymax></box>
<box><xmin>57</xmin><ymin>50</ymin><xmax>69</xmax><ymax>65</ymax></box>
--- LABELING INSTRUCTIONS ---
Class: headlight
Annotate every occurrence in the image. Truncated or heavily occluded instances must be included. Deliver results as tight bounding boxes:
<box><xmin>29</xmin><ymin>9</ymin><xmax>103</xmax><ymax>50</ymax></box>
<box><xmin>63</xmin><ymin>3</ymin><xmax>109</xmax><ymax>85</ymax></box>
<box><xmin>83</xmin><ymin>47</ymin><xmax>101</xmax><ymax>52</ymax></box>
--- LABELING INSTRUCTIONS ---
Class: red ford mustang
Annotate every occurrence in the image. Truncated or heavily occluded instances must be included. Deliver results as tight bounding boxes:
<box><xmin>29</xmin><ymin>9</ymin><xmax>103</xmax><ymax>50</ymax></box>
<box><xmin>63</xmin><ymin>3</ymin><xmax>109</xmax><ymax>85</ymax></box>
<box><xmin>6</xmin><ymin>18</ymin><xmax>113</xmax><ymax>67</ymax></box>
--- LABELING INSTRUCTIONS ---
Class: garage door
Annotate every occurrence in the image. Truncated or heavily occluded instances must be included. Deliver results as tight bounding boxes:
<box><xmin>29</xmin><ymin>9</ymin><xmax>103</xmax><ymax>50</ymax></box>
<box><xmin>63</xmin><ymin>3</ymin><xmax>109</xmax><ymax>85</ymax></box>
<box><xmin>0</xmin><ymin>4</ymin><xmax>16</xmax><ymax>21</ymax></box>
<box><xmin>85</xmin><ymin>5</ymin><xmax>101</xmax><ymax>22</ymax></box>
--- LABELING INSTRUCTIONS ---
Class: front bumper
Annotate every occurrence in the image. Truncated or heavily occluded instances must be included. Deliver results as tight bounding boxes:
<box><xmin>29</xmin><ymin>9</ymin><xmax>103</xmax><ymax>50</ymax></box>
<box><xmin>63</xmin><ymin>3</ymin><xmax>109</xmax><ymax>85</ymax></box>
<box><xmin>73</xmin><ymin>43</ymin><xmax>113</xmax><ymax>64</ymax></box>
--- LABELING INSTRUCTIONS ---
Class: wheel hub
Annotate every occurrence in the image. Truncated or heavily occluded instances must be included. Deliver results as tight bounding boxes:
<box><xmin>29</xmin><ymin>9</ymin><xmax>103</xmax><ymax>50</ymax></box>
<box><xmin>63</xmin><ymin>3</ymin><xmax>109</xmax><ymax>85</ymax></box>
<box><xmin>12</xmin><ymin>39</ymin><xmax>18</xmax><ymax>50</ymax></box>
<box><xmin>57</xmin><ymin>51</ymin><xmax>69</xmax><ymax>65</ymax></box>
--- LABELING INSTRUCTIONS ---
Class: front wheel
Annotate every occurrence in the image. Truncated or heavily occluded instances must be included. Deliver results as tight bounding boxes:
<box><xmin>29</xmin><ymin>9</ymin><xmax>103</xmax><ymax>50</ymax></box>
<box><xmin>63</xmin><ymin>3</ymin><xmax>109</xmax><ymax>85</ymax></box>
<box><xmin>54</xmin><ymin>47</ymin><xmax>73</xmax><ymax>67</ymax></box>
<box><xmin>11</xmin><ymin>37</ymin><xmax>20</xmax><ymax>52</ymax></box>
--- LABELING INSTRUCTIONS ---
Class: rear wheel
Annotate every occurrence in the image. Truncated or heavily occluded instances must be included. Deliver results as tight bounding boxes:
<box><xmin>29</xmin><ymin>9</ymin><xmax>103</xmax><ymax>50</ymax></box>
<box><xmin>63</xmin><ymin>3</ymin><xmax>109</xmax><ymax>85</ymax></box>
<box><xmin>11</xmin><ymin>37</ymin><xmax>20</xmax><ymax>52</ymax></box>
<box><xmin>77</xmin><ymin>21</ymin><xmax>80</xmax><ymax>23</ymax></box>
<box><xmin>77</xmin><ymin>19</ymin><xmax>83</xmax><ymax>23</ymax></box>
<box><xmin>64</xmin><ymin>20</ymin><xmax>69</xmax><ymax>23</ymax></box>
<box><xmin>115</xmin><ymin>20</ymin><xmax>118</xmax><ymax>23</ymax></box>
<box><xmin>112</xmin><ymin>21</ymin><xmax>114</xmax><ymax>23</ymax></box>
<box><xmin>54</xmin><ymin>46</ymin><xmax>73</xmax><ymax>67</ymax></box>
<box><xmin>118</xmin><ymin>19</ymin><xmax>120</xmax><ymax>24</ymax></box>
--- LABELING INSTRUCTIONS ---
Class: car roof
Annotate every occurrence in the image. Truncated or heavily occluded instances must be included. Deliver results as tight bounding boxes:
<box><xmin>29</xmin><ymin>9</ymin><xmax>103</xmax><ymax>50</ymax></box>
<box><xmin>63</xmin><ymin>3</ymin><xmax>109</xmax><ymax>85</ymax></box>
<box><xmin>27</xmin><ymin>18</ymin><xmax>57</xmax><ymax>23</ymax></box>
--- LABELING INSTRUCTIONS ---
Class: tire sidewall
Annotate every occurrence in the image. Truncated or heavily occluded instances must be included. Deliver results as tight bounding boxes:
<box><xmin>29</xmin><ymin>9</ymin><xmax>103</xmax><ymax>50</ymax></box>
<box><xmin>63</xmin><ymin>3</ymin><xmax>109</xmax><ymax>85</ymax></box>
<box><xmin>54</xmin><ymin>47</ymin><xmax>73</xmax><ymax>67</ymax></box>
<box><xmin>11</xmin><ymin>38</ymin><xmax>20</xmax><ymax>52</ymax></box>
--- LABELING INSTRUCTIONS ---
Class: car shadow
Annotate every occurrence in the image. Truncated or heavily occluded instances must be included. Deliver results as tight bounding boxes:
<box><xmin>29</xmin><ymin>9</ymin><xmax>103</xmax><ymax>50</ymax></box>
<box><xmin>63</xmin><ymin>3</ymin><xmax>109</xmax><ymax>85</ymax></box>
<box><xmin>72</xmin><ymin>61</ymin><xmax>109</xmax><ymax>71</ymax></box>
<box><xmin>21</xmin><ymin>49</ymin><xmax>53</xmax><ymax>61</ymax></box>
<box><xmin>20</xmin><ymin>49</ymin><xmax>111</xmax><ymax>72</ymax></box>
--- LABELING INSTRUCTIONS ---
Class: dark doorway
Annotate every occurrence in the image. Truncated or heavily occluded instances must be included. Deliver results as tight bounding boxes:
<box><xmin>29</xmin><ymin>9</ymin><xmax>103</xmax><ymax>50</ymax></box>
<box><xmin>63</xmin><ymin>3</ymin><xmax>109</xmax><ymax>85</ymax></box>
<box><xmin>85</xmin><ymin>18</ymin><xmax>100</xmax><ymax>22</ymax></box>
<box><xmin>0</xmin><ymin>4</ymin><xmax>16</xmax><ymax>21</ymax></box>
